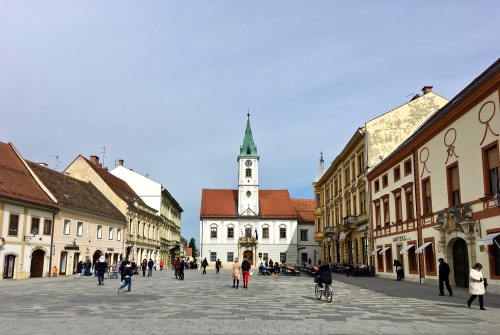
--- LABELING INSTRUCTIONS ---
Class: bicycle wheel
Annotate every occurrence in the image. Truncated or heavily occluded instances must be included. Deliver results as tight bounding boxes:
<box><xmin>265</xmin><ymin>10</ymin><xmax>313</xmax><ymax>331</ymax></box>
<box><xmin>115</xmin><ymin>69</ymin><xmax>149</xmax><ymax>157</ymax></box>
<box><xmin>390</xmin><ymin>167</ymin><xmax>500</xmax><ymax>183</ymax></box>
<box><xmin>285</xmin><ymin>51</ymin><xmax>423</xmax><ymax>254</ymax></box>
<box><xmin>325</xmin><ymin>285</ymin><xmax>333</xmax><ymax>302</ymax></box>
<box><xmin>315</xmin><ymin>284</ymin><xmax>322</xmax><ymax>300</ymax></box>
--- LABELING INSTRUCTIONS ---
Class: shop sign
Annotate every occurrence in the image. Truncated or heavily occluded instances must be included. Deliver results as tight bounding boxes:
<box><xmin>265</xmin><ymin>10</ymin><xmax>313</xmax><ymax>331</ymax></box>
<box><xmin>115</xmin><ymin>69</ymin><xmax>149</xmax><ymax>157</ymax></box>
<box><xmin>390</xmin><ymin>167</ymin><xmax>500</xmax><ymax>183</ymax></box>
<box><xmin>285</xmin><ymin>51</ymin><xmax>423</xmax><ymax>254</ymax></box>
<box><xmin>393</xmin><ymin>235</ymin><xmax>407</xmax><ymax>243</ymax></box>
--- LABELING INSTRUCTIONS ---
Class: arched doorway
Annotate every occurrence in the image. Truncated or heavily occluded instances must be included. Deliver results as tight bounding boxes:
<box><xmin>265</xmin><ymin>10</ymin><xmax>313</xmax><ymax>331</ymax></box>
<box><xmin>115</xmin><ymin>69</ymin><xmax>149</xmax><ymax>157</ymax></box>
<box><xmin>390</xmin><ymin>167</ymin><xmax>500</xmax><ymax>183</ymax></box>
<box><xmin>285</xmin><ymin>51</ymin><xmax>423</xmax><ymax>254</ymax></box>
<box><xmin>3</xmin><ymin>255</ymin><xmax>16</xmax><ymax>279</ymax></box>
<box><xmin>30</xmin><ymin>249</ymin><xmax>45</xmax><ymax>278</ymax></box>
<box><xmin>243</xmin><ymin>250</ymin><xmax>254</xmax><ymax>265</ymax></box>
<box><xmin>452</xmin><ymin>238</ymin><xmax>469</xmax><ymax>288</ymax></box>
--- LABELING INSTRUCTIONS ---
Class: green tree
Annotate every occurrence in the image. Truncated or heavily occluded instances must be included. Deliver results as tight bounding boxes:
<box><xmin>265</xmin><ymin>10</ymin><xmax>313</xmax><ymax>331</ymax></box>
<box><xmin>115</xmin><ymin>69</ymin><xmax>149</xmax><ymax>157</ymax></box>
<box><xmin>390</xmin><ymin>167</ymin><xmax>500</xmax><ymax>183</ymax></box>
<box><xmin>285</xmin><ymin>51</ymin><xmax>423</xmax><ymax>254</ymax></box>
<box><xmin>188</xmin><ymin>238</ymin><xmax>197</xmax><ymax>260</ymax></box>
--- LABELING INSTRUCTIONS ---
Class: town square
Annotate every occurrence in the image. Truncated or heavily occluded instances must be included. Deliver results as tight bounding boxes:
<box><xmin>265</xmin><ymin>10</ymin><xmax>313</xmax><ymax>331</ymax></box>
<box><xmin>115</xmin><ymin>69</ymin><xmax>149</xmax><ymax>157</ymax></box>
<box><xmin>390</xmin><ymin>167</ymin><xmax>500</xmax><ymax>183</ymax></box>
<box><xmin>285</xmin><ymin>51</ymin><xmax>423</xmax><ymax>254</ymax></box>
<box><xmin>1</xmin><ymin>2</ymin><xmax>500</xmax><ymax>334</ymax></box>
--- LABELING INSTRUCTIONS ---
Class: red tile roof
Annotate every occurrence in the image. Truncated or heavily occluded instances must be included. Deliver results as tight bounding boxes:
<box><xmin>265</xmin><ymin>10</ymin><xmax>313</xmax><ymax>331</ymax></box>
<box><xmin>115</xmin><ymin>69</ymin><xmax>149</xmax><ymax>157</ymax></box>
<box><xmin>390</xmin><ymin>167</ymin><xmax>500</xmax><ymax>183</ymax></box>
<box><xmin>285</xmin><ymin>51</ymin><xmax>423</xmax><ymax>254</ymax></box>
<box><xmin>0</xmin><ymin>142</ymin><xmax>58</xmax><ymax>210</ymax></box>
<box><xmin>79</xmin><ymin>155</ymin><xmax>148</xmax><ymax>208</ymax></box>
<box><xmin>290</xmin><ymin>199</ymin><xmax>316</xmax><ymax>223</ymax></box>
<box><xmin>27</xmin><ymin>161</ymin><xmax>126</xmax><ymax>222</ymax></box>
<box><xmin>200</xmin><ymin>189</ymin><xmax>297</xmax><ymax>219</ymax></box>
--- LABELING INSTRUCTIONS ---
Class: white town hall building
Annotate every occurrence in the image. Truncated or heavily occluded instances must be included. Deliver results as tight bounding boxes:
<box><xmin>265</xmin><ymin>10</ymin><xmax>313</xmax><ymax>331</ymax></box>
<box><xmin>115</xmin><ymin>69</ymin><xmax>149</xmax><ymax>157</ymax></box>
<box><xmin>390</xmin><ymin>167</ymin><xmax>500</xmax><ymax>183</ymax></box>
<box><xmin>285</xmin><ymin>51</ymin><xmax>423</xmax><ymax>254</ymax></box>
<box><xmin>200</xmin><ymin>114</ymin><xmax>319</xmax><ymax>268</ymax></box>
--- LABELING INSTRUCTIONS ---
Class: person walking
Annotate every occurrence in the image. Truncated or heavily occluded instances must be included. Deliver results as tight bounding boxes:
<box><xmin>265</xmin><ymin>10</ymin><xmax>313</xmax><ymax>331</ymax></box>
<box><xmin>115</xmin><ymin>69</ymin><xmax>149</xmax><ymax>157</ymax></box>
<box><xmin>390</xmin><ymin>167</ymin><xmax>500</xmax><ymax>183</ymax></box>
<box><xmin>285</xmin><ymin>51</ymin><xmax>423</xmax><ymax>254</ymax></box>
<box><xmin>118</xmin><ymin>261</ymin><xmax>133</xmax><ymax>293</ymax></box>
<box><xmin>232</xmin><ymin>258</ymin><xmax>241</xmax><ymax>289</ymax></box>
<box><xmin>241</xmin><ymin>257</ymin><xmax>251</xmax><ymax>289</ymax></box>
<box><xmin>160</xmin><ymin>260</ymin><xmax>164</xmax><ymax>271</ymax></box>
<box><xmin>215</xmin><ymin>259</ymin><xmax>221</xmax><ymax>274</ymax></box>
<box><xmin>174</xmin><ymin>258</ymin><xmax>180</xmax><ymax>279</ymax></box>
<box><xmin>467</xmin><ymin>263</ymin><xmax>486</xmax><ymax>310</ymax></box>
<box><xmin>141</xmin><ymin>259</ymin><xmax>147</xmax><ymax>277</ymax></box>
<box><xmin>179</xmin><ymin>259</ymin><xmax>185</xmax><ymax>280</ymax></box>
<box><xmin>147</xmin><ymin>259</ymin><xmax>154</xmax><ymax>277</ymax></box>
<box><xmin>438</xmin><ymin>258</ymin><xmax>453</xmax><ymax>296</ymax></box>
<box><xmin>120</xmin><ymin>259</ymin><xmax>128</xmax><ymax>281</ymax></box>
<box><xmin>202</xmin><ymin>257</ymin><xmax>208</xmax><ymax>274</ymax></box>
<box><xmin>95</xmin><ymin>256</ymin><xmax>108</xmax><ymax>286</ymax></box>
<box><xmin>393</xmin><ymin>259</ymin><xmax>403</xmax><ymax>281</ymax></box>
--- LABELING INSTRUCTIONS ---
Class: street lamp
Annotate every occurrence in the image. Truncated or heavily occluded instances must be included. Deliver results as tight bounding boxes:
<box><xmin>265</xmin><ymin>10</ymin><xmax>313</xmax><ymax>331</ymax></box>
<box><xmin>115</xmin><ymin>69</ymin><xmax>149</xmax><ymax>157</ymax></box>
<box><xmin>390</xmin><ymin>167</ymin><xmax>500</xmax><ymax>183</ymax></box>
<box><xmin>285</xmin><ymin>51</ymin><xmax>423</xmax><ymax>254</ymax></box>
<box><xmin>24</xmin><ymin>227</ymin><xmax>39</xmax><ymax>241</ymax></box>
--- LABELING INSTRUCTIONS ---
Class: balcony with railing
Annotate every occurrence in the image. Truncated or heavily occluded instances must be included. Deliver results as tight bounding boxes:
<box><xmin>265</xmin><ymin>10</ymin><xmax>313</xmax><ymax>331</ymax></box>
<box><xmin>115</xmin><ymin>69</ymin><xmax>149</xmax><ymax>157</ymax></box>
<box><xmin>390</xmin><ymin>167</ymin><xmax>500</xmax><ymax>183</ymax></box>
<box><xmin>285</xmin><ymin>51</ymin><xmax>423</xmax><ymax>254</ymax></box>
<box><xmin>324</xmin><ymin>226</ymin><xmax>336</xmax><ymax>236</ymax></box>
<box><xmin>343</xmin><ymin>215</ymin><xmax>357</xmax><ymax>226</ymax></box>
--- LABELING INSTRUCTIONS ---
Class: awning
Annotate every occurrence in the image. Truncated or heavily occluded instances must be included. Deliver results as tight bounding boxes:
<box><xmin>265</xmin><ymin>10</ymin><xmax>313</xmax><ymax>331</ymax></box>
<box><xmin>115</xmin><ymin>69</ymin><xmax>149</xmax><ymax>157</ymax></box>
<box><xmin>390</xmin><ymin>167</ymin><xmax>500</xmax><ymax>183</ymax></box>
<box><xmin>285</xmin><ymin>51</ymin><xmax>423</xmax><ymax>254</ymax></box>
<box><xmin>370</xmin><ymin>248</ymin><xmax>381</xmax><ymax>255</ymax></box>
<box><xmin>415</xmin><ymin>241</ymin><xmax>433</xmax><ymax>254</ymax></box>
<box><xmin>478</xmin><ymin>232</ymin><xmax>500</xmax><ymax>246</ymax></box>
<box><xmin>400</xmin><ymin>244</ymin><xmax>415</xmax><ymax>255</ymax></box>
<box><xmin>379</xmin><ymin>246</ymin><xmax>391</xmax><ymax>255</ymax></box>
<box><xmin>339</xmin><ymin>231</ymin><xmax>351</xmax><ymax>241</ymax></box>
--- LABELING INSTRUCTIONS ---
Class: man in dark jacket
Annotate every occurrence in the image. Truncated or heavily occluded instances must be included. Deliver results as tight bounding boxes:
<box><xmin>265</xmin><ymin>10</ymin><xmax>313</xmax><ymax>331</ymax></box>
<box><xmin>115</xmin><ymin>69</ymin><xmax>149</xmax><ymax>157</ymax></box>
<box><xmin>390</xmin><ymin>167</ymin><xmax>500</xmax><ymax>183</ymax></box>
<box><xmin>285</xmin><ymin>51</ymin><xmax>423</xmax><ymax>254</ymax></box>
<box><xmin>95</xmin><ymin>256</ymin><xmax>108</xmax><ymax>286</ymax></box>
<box><xmin>438</xmin><ymin>258</ymin><xmax>453</xmax><ymax>296</ymax></box>
<box><xmin>316</xmin><ymin>263</ymin><xmax>332</xmax><ymax>288</ymax></box>
<box><xmin>202</xmin><ymin>257</ymin><xmax>208</xmax><ymax>274</ymax></box>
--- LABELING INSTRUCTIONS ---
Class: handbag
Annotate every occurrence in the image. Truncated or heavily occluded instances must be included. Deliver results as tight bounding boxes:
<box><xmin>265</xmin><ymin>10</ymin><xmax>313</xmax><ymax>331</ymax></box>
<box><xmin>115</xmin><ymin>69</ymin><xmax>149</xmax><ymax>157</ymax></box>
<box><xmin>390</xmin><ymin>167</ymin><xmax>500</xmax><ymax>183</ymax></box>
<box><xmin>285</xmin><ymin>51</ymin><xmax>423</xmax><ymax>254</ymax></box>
<box><xmin>483</xmin><ymin>278</ymin><xmax>488</xmax><ymax>288</ymax></box>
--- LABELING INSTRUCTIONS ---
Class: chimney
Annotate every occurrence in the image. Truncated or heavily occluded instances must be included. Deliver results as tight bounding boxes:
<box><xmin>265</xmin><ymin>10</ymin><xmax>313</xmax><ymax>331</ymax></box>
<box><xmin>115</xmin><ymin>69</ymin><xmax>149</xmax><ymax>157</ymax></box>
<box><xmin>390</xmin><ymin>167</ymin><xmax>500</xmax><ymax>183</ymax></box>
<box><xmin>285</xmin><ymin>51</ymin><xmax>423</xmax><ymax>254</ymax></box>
<box><xmin>89</xmin><ymin>155</ymin><xmax>100</xmax><ymax>166</ymax></box>
<box><xmin>119</xmin><ymin>159</ymin><xmax>124</xmax><ymax>166</ymax></box>
<box><xmin>103</xmin><ymin>167</ymin><xmax>108</xmax><ymax>171</ymax></box>
<box><xmin>422</xmin><ymin>86</ymin><xmax>433</xmax><ymax>95</ymax></box>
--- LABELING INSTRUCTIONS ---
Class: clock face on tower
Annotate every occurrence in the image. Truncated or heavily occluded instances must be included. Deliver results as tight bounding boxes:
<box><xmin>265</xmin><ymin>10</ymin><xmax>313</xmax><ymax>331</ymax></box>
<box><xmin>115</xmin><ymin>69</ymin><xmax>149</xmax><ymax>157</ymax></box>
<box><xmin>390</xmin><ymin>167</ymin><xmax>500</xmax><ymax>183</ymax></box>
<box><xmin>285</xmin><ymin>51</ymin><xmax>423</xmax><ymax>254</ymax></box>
<box><xmin>245</xmin><ymin>160</ymin><xmax>252</xmax><ymax>167</ymax></box>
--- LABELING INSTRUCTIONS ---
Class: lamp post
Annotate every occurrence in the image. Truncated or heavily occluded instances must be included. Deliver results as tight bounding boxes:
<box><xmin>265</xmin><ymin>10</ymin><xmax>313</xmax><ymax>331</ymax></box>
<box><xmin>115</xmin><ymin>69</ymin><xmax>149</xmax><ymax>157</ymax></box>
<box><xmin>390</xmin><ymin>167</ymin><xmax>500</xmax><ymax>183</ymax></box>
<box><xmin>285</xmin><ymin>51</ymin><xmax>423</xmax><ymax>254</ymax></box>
<box><xmin>24</xmin><ymin>227</ymin><xmax>39</xmax><ymax>241</ymax></box>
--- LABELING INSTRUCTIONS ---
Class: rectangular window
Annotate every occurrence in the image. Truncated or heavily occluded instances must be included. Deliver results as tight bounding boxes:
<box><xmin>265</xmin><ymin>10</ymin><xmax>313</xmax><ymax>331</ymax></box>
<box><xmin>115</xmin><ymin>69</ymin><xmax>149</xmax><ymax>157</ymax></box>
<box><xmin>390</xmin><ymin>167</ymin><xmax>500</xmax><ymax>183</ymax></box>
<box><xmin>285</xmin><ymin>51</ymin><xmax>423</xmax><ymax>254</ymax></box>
<box><xmin>97</xmin><ymin>225</ymin><xmax>102</xmax><ymax>239</ymax></box>
<box><xmin>351</xmin><ymin>160</ymin><xmax>356</xmax><ymax>179</ymax></box>
<box><xmin>300</xmin><ymin>229</ymin><xmax>308</xmax><ymax>241</ymax></box>
<box><xmin>345</xmin><ymin>198</ymin><xmax>351</xmax><ymax>216</ymax></box>
<box><xmin>382</xmin><ymin>174</ymin><xmax>388</xmax><ymax>188</ymax></box>
<box><xmin>31</xmin><ymin>217</ymin><xmax>40</xmax><ymax>235</ymax></box>
<box><xmin>395</xmin><ymin>195</ymin><xmax>402</xmax><ymax>223</ymax></box>
<box><xmin>407</xmin><ymin>240</ymin><xmax>418</xmax><ymax>273</ymax></box>
<box><xmin>484</xmin><ymin>145</ymin><xmax>499</xmax><ymax>195</ymax></box>
<box><xmin>422</xmin><ymin>178</ymin><xmax>432</xmax><ymax>215</ymax></box>
<box><xmin>358</xmin><ymin>154</ymin><xmax>364</xmax><ymax>174</ymax></box>
<box><xmin>210</xmin><ymin>226</ymin><xmax>217</xmax><ymax>238</ymax></box>
<box><xmin>375</xmin><ymin>204</ymin><xmax>381</xmax><ymax>227</ymax></box>
<box><xmin>447</xmin><ymin>164</ymin><xmax>461</xmax><ymax>206</ymax></box>
<box><xmin>210</xmin><ymin>252</ymin><xmax>216</xmax><ymax>262</ymax></box>
<box><xmin>117</xmin><ymin>228</ymin><xmax>122</xmax><ymax>241</ymax></box>
<box><xmin>77</xmin><ymin>221</ymin><xmax>83</xmax><ymax>237</ymax></box>
<box><xmin>63</xmin><ymin>219</ymin><xmax>71</xmax><ymax>235</ymax></box>
<box><xmin>279</xmin><ymin>227</ymin><xmax>286</xmax><ymax>239</ymax></box>
<box><xmin>316</xmin><ymin>193</ymin><xmax>320</xmax><ymax>207</ymax></box>
<box><xmin>359</xmin><ymin>190</ymin><xmax>365</xmax><ymax>213</ymax></box>
<box><xmin>43</xmin><ymin>219</ymin><xmax>52</xmax><ymax>235</ymax></box>
<box><xmin>374</xmin><ymin>180</ymin><xmax>380</xmax><ymax>193</ymax></box>
<box><xmin>263</xmin><ymin>253</ymin><xmax>268</xmax><ymax>261</ymax></box>
<box><xmin>385</xmin><ymin>246</ymin><xmax>393</xmax><ymax>272</ymax></box>
<box><xmin>9</xmin><ymin>214</ymin><xmax>19</xmax><ymax>236</ymax></box>
<box><xmin>245</xmin><ymin>168</ymin><xmax>252</xmax><ymax>178</ymax></box>
<box><xmin>377</xmin><ymin>246</ymin><xmax>384</xmax><ymax>272</ymax></box>
<box><xmin>108</xmin><ymin>227</ymin><xmax>114</xmax><ymax>240</ymax></box>
<box><xmin>262</xmin><ymin>227</ymin><xmax>269</xmax><ymax>239</ymax></box>
<box><xmin>394</xmin><ymin>166</ymin><xmax>401</xmax><ymax>182</ymax></box>
<box><xmin>353</xmin><ymin>194</ymin><xmax>357</xmax><ymax>215</ymax></box>
<box><xmin>404</xmin><ymin>159</ymin><xmax>412</xmax><ymax>176</ymax></box>
<box><xmin>227</xmin><ymin>252</ymin><xmax>234</xmax><ymax>262</ymax></box>
<box><xmin>245</xmin><ymin>228</ymin><xmax>252</xmax><ymax>238</ymax></box>
<box><xmin>227</xmin><ymin>227</ymin><xmax>234</xmax><ymax>238</ymax></box>
<box><xmin>383</xmin><ymin>201</ymin><xmax>390</xmax><ymax>225</ymax></box>
<box><xmin>424</xmin><ymin>239</ymin><xmax>436</xmax><ymax>275</ymax></box>
<box><xmin>406</xmin><ymin>192</ymin><xmax>414</xmax><ymax>221</ymax></box>
<box><xmin>280</xmin><ymin>252</ymin><xmax>286</xmax><ymax>263</ymax></box>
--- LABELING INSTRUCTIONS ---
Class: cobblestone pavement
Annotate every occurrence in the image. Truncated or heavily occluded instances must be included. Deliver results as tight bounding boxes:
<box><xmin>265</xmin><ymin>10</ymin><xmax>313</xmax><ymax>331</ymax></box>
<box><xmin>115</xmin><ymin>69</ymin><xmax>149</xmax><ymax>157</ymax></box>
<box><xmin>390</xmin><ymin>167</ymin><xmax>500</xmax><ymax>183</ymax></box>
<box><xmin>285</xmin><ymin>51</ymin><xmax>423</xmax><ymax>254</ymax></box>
<box><xmin>0</xmin><ymin>269</ymin><xmax>498</xmax><ymax>335</ymax></box>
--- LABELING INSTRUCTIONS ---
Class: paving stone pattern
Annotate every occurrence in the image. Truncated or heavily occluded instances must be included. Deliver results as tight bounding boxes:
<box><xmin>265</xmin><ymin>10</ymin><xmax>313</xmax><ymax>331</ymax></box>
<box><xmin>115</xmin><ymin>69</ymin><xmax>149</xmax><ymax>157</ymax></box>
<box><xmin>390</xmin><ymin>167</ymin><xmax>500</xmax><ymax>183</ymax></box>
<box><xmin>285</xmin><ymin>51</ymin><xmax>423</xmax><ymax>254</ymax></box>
<box><xmin>0</xmin><ymin>270</ymin><xmax>498</xmax><ymax>334</ymax></box>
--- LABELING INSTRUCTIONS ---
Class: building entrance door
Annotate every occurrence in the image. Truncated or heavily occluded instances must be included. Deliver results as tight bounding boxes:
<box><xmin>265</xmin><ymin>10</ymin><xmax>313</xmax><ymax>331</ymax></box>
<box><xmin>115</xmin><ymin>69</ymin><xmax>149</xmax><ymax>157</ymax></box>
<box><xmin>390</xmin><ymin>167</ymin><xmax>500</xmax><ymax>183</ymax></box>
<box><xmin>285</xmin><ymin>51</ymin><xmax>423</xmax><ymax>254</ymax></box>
<box><xmin>3</xmin><ymin>255</ymin><xmax>16</xmax><ymax>278</ymax></box>
<box><xmin>30</xmin><ymin>249</ymin><xmax>45</xmax><ymax>278</ymax></box>
<box><xmin>452</xmin><ymin>238</ymin><xmax>469</xmax><ymax>288</ymax></box>
<box><xmin>243</xmin><ymin>250</ymin><xmax>253</xmax><ymax>265</ymax></box>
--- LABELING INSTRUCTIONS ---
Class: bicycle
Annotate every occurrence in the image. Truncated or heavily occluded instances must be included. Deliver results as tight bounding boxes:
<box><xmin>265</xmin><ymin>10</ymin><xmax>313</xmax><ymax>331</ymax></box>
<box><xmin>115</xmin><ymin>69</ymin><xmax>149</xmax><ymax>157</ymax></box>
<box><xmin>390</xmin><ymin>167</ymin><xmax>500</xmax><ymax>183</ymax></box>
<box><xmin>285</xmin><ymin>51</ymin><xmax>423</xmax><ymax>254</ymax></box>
<box><xmin>314</xmin><ymin>281</ymin><xmax>333</xmax><ymax>302</ymax></box>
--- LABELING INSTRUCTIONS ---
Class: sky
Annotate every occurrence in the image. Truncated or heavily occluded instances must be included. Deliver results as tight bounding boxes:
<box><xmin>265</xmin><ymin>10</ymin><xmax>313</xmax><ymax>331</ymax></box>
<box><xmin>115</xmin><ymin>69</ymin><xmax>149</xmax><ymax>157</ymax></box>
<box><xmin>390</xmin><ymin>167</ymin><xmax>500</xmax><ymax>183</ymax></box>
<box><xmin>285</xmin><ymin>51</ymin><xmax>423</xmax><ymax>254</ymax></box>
<box><xmin>1</xmin><ymin>1</ymin><xmax>499</xmax><ymax>245</ymax></box>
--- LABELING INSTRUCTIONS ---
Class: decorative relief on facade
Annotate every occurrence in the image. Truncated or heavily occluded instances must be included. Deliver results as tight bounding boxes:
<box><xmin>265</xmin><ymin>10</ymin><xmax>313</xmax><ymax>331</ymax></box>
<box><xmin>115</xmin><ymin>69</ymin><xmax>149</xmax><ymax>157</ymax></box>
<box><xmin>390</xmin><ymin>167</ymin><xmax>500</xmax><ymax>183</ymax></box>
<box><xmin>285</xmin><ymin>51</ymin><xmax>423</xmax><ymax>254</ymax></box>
<box><xmin>478</xmin><ymin>100</ymin><xmax>498</xmax><ymax>145</ymax></box>
<box><xmin>419</xmin><ymin>147</ymin><xmax>430</xmax><ymax>178</ymax></box>
<box><xmin>444</xmin><ymin>128</ymin><xmax>459</xmax><ymax>164</ymax></box>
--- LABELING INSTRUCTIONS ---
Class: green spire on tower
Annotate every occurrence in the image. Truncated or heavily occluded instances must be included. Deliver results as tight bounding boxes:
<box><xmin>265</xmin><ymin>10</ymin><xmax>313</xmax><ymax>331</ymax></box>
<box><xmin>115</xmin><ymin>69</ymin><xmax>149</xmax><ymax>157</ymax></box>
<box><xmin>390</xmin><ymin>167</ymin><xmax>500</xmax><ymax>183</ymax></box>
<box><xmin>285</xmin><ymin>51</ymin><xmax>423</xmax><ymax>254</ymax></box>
<box><xmin>239</xmin><ymin>112</ymin><xmax>258</xmax><ymax>157</ymax></box>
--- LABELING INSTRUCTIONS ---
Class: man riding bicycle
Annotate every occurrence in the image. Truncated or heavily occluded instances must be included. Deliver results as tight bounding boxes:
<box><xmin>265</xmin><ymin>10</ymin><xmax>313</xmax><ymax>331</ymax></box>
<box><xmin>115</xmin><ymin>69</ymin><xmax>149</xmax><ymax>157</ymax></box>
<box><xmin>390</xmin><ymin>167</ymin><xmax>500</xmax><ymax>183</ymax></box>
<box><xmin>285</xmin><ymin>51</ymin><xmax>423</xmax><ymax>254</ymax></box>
<box><xmin>315</xmin><ymin>262</ymin><xmax>332</xmax><ymax>288</ymax></box>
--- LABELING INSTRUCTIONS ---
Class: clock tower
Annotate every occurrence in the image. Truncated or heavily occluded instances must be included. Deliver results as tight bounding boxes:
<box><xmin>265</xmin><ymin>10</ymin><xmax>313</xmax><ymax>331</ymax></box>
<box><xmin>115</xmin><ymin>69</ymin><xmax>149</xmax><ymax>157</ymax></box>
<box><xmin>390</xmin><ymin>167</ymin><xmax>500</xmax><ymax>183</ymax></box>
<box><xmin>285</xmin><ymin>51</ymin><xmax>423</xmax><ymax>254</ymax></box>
<box><xmin>238</xmin><ymin>113</ymin><xmax>260</xmax><ymax>216</ymax></box>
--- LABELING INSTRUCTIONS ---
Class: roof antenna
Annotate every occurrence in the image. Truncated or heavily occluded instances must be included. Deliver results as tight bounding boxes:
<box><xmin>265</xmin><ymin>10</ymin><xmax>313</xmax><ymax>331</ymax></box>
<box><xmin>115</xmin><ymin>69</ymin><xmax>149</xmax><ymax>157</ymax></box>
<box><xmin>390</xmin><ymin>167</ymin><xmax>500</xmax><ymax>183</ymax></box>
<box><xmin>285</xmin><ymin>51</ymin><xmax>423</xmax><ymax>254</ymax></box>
<box><xmin>50</xmin><ymin>155</ymin><xmax>63</xmax><ymax>170</ymax></box>
<box><xmin>101</xmin><ymin>146</ymin><xmax>107</xmax><ymax>167</ymax></box>
<box><xmin>247</xmin><ymin>108</ymin><xmax>250</xmax><ymax>120</ymax></box>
